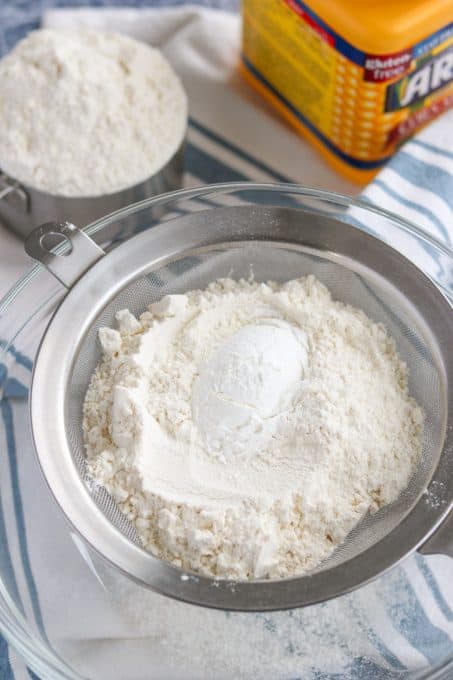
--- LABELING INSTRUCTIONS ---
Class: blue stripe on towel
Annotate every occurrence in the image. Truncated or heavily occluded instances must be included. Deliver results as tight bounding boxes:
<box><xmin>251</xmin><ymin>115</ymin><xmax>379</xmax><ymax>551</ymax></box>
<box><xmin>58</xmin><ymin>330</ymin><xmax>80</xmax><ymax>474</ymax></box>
<box><xmin>387</xmin><ymin>154</ymin><xmax>453</xmax><ymax>243</ymax></box>
<box><xmin>186</xmin><ymin>142</ymin><xmax>250</xmax><ymax>183</ymax></box>
<box><xmin>189</xmin><ymin>117</ymin><xmax>291</xmax><ymax>182</ymax></box>
<box><xmin>373</xmin><ymin>177</ymin><xmax>451</xmax><ymax>247</ymax></box>
<box><xmin>0</xmin><ymin>499</ymin><xmax>23</xmax><ymax>618</ymax></box>
<box><xmin>0</xmin><ymin>635</ymin><xmax>13</xmax><ymax>680</ymax></box>
<box><xmin>385</xmin><ymin>567</ymin><xmax>453</xmax><ymax>665</ymax></box>
<box><xmin>412</xmin><ymin>139</ymin><xmax>453</xmax><ymax>162</ymax></box>
<box><xmin>415</xmin><ymin>554</ymin><xmax>453</xmax><ymax>623</ymax></box>
<box><xmin>0</xmin><ymin>342</ymin><xmax>33</xmax><ymax>373</ymax></box>
<box><xmin>0</xmin><ymin>366</ymin><xmax>25</xmax><ymax>618</ymax></box>
<box><xmin>3</xmin><ymin>378</ymin><xmax>28</xmax><ymax>401</ymax></box>
<box><xmin>349</xmin><ymin>600</ymin><xmax>406</xmax><ymax>671</ymax></box>
<box><xmin>346</xmin><ymin>200</ymin><xmax>444</xmax><ymax>282</ymax></box>
<box><xmin>1</xmin><ymin>398</ymin><xmax>48</xmax><ymax>648</ymax></box>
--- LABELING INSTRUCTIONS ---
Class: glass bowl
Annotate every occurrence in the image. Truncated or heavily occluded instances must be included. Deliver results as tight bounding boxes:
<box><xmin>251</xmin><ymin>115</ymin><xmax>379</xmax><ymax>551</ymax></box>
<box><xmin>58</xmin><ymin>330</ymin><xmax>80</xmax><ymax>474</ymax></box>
<box><xmin>0</xmin><ymin>183</ymin><xmax>452</xmax><ymax>679</ymax></box>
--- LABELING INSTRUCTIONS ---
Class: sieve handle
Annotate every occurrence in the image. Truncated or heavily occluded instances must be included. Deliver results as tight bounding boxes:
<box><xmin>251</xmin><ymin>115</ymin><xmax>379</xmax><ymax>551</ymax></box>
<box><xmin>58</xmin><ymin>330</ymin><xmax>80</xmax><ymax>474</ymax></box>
<box><xmin>25</xmin><ymin>221</ymin><xmax>105</xmax><ymax>289</ymax></box>
<box><xmin>419</xmin><ymin>512</ymin><xmax>453</xmax><ymax>559</ymax></box>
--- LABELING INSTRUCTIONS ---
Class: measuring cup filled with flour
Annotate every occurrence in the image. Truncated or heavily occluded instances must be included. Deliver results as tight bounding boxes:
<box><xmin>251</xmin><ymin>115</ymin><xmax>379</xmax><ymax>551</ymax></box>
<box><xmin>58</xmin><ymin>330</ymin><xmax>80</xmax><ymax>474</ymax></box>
<box><xmin>25</xmin><ymin>186</ymin><xmax>453</xmax><ymax>611</ymax></box>
<box><xmin>0</xmin><ymin>29</ymin><xmax>187</xmax><ymax>238</ymax></box>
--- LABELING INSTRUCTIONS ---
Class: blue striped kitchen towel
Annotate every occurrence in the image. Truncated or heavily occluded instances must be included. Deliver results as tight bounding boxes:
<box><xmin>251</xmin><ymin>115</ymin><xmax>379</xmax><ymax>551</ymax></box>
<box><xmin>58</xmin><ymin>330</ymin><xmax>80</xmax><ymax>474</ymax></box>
<box><xmin>0</xmin><ymin>5</ymin><xmax>452</xmax><ymax>679</ymax></box>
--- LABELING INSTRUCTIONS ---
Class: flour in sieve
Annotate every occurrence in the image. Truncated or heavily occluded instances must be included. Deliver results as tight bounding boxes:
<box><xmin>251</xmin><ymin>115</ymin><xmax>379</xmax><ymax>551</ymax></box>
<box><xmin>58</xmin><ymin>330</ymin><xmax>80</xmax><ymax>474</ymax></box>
<box><xmin>83</xmin><ymin>276</ymin><xmax>423</xmax><ymax>580</ymax></box>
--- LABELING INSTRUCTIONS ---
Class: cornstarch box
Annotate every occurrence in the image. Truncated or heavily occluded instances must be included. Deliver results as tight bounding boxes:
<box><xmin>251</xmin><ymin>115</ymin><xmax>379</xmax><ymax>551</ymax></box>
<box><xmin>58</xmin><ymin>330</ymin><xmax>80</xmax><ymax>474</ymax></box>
<box><xmin>242</xmin><ymin>0</ymin><xmax>453</xmax><ymax>182</ymax></box>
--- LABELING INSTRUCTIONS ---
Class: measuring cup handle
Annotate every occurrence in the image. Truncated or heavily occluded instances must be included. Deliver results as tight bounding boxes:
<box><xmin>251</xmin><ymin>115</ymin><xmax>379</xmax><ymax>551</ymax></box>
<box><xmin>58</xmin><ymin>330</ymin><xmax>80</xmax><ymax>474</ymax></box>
<box><xmin>25</xmin><ymin>221</ymin><xmax>105</xmax><ymax>289</ymax></box>
<box><xmin>418</xmin><ymin>511</ymin><xmax>453</xmax><ymax>559</ymax></box>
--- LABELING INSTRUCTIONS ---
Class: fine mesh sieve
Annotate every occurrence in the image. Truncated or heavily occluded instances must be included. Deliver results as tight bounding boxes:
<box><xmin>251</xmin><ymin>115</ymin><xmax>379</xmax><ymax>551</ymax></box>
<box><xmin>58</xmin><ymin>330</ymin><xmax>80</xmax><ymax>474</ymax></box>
<box><xmin>25</xmin><ymin>194</ymin><xmax>453</xmax><ymax>611</ymax></box>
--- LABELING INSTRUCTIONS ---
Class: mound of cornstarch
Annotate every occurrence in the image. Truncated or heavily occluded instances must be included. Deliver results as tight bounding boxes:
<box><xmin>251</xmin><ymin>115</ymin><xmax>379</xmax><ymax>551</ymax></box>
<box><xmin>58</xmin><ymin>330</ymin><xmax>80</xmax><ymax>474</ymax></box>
<box><xmin>83</xmin><ymin>276</ymin><xmax>423</xmax><ymax>580</ymax></box>
<box><xmin>0</xmin><ymin>29</ymin><xmax>187</xmax><ymax>196</ymax></box>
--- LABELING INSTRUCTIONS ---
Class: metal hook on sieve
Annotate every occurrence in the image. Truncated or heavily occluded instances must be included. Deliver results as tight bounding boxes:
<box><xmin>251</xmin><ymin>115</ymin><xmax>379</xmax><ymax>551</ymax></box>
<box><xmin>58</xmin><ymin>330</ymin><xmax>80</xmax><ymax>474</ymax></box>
<box><xmin>25</xmin><ymin>221</ymin><xmax>105</xmax><ymax>289</ymax></box>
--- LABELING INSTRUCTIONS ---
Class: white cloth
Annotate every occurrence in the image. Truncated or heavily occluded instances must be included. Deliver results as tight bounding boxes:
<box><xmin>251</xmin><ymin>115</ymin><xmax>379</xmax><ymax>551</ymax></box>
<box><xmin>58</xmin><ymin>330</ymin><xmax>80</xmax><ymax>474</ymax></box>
<box><xmin>0</xmin><ymin>7</ymin><xmax>452</xmax><ymax>680</ymax></box>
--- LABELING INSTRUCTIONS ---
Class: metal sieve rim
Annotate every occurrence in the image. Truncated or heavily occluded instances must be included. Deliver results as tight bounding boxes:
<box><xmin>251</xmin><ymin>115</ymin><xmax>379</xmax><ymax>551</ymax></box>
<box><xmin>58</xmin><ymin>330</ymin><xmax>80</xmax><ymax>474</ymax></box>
<box><xmin>27</xmin><ymin>201</ymin><xmax>453</xmax><ymax>611</ymax></box>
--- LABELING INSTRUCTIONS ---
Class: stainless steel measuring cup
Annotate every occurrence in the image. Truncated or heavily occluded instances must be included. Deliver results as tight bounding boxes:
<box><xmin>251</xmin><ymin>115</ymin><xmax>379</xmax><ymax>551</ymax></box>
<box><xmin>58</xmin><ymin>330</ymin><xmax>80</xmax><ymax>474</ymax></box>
<box><xmin>0</xmin><ymin>139</ymin><xmax>185</xmax><ymax>240</ymax></box>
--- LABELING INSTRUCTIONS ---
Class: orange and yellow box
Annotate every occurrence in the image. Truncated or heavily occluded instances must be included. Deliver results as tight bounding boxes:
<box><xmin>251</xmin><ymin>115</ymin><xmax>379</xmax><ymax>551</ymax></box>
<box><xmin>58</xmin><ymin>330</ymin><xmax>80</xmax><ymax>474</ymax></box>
<box><xmin>242</xmin><ymin>0</ymin><xmax>453</xmax><ymax>183</ymax></box>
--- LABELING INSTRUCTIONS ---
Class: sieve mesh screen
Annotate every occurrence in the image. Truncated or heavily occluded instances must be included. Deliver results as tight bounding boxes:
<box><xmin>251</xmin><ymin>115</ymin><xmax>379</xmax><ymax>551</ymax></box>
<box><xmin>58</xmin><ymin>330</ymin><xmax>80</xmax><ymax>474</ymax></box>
<box><xmin>66</xmin><ymin>242</ymin><xmax>444</xmax><ymax>573</ymax></box>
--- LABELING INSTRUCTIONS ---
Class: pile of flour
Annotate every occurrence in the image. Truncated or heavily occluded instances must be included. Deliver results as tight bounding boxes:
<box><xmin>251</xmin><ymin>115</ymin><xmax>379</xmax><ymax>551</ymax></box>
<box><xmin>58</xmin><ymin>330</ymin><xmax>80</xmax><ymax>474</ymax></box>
<box><xmin>83</xmin><ymin>276</ymin><xmax>423</xmax><ymax>580</ymax></box>
<box><xmin>0</xmin><ymin>29</ymin><xmax>187</xmax><ymax>196</ymax></box>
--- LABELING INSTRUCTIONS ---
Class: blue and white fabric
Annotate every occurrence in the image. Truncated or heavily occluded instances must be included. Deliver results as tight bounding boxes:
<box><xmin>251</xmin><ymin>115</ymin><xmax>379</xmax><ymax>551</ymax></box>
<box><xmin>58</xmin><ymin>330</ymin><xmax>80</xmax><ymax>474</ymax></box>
<box><xmin>0</xmin><ymin>4</ymin><xmax>452</xmax><ymax>679</ymax></box>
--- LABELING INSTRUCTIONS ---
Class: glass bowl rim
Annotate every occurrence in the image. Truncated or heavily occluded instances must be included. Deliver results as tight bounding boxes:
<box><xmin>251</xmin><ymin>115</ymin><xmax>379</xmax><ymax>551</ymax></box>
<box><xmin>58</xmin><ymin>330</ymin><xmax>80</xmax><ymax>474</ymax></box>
<box><xmin>1</xmin><ymin>182</ymin><xmax>452</xmax><ymax>677</ymax></box>
<box><xmin>2</xmin><ymin>181</ymin><xmax>453</xmax><ymax>312</ymax></box>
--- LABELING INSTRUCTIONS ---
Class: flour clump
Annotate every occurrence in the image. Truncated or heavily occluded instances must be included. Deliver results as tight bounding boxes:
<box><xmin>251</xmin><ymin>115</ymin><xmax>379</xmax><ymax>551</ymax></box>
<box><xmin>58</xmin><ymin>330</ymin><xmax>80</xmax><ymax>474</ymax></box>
<box><xmin>83</xmin><ymin>276</ymin><xmax>423</xmax><ymax>580</ymax></box>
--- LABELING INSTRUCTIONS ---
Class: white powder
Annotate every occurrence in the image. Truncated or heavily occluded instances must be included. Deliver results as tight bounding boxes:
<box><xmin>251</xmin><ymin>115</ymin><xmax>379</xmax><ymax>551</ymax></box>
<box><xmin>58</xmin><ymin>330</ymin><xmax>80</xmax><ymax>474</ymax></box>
<box><xmin>0</xmin><ymin>29</ymin><xmax>187</xmax><ymax>196</ymax></box>
<box><xmin>192</xmin><ymin>319</ymin><xmax>309</xmax><ymax>460</ymax></box>
<box><xmin>83</xmin><ymin>276</ymin><xmax>423</xmax><ymax>580</ymax></box>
